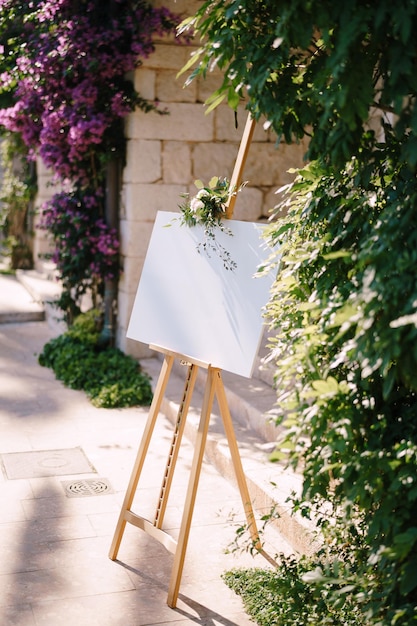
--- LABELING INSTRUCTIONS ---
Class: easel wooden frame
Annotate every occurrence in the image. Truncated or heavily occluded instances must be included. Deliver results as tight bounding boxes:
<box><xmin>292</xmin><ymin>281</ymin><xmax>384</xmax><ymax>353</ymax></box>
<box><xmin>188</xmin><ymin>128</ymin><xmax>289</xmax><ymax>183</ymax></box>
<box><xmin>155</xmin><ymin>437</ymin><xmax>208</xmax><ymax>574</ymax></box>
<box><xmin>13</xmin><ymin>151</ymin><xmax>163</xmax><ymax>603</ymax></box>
<box><xmin>109</xmin><ymin>114</ymin><xmax>260</xmax><ymax>608</ymax></box>
<box><xmin>109</xmin><ymin>345</ymin><xmax>261</xmax><ymax>607</ymax></box>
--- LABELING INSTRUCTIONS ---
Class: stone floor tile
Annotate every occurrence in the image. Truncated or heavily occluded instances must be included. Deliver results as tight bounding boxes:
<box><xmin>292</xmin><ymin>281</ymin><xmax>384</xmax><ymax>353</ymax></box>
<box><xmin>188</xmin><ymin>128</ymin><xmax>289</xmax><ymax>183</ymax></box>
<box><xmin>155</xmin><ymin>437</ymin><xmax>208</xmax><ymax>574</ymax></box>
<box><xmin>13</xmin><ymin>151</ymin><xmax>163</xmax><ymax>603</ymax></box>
<box><xmin>0</xmin><ymin>318</ymin><xmax>290</xmax><ymax>624</ymax></box>
<box><xmin>0</xmin><ymin>603</ymin><xmax>37</xmax><ymax>626</ymax></box>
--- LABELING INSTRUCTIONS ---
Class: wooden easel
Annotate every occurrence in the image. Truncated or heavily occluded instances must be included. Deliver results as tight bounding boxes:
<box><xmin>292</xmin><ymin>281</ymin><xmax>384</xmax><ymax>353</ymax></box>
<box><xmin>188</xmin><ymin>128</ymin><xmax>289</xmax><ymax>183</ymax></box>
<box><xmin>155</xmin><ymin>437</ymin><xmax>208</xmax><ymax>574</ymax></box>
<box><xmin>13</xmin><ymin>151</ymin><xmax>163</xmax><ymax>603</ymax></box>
<box><xmin>109</xmin><ymin>114</ymin><xmax>259</xmax><ymax>608</ymax></box>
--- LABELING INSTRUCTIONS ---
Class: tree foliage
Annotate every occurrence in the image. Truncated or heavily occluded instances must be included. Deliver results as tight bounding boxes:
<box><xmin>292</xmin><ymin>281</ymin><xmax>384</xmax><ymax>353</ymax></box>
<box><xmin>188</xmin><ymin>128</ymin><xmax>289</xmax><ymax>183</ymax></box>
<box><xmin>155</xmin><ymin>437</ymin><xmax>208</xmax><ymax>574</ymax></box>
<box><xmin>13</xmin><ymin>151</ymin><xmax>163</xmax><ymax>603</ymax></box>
<box><xmin>180</xmin><ymin>0</ymin><xmax>417</xmax><ymax>167</ymax></box>
<box><xmin>181</xmin><ymin>2</ymin><xmax>417</xmax><ymax>624</ymax></box>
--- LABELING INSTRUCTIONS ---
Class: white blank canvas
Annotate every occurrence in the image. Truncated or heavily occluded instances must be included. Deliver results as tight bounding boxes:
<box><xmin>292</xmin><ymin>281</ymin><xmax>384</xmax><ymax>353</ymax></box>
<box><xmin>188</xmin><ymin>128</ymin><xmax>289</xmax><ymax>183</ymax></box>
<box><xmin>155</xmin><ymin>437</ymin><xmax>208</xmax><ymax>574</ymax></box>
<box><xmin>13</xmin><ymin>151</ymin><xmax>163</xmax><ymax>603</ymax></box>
<box><xmin>127</xmin><ymin>211</ymin><xmax>275</xmax><ymax>378</ymax></box>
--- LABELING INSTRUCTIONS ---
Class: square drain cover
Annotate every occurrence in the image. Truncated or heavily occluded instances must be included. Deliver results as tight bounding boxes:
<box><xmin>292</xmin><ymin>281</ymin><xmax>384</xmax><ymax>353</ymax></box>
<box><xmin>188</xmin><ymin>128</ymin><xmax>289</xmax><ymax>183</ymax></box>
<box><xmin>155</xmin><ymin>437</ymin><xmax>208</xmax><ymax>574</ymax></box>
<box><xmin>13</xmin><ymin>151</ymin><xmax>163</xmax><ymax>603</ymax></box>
<box><xmin>1</xmin><ymin>447</ymin><xmax>95</xmax><ymax>479</ymax></box>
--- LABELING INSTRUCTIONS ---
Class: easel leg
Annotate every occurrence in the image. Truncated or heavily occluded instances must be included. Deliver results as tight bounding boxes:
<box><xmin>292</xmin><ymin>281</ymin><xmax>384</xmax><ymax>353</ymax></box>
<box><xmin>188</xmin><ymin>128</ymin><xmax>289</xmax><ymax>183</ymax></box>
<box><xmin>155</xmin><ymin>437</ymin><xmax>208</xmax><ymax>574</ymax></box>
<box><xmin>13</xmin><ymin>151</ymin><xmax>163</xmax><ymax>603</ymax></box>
<box><xmin>109</xmin><ymin>353</ymin><xmax>174</xmax><ymax>560</ymax></box>
<box><xmin>154</xmin><ymin>363</ymin><xmax>199</xmax><ymax>529</ymax></box>
<box><xmin>167</xmin><ymin>367</ymin><xmax>217</xmax><ymax>607</ymax></box>
<box><xmin>214</xmin><ymin>370</ymin><xmax>261</xmax><ymax>550</ymax></box>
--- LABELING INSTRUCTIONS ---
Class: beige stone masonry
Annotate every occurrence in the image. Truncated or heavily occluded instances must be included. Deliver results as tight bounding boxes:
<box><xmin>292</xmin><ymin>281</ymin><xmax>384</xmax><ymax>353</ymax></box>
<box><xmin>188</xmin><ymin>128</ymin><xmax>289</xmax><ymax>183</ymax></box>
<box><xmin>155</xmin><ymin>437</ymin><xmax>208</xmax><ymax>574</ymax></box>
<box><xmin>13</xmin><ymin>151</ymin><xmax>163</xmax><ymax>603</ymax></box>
<box><xmin>119</xmin><ymin>218</ymin><xmax>154</xmax><ymax>258</ymax></box>
<box><xmin>126</xmin><ymin>102</ymin><xmax>214</xmax><ymax>141</ymax></box>
<box><xmin>119</xmin><ymin>254</ymin><xmax>146</xmax><ymax>296</ymax></box>
<box><xmin>141</xmin><ymin>43</ymin><xmax>196</xmax><ymax>71</ymax></box>
<box><xmin>196</xmin><ymin>72</ymin><xmax>225</xmax><ymax>104</ymax></box>
<box><xmin>191</xmin><ymin>143</ymin><xmax>238</xmax><ymax>180</ymax></box>
<box><xmin>123</xmin><ymin>139</ymin><xmax>162</xmax><ymax>184</ymax></box>
<box><xmin>156</xmin><ymin>70</ymin><xmax>197</xmax><ymax>103</ymax></box>
<box><xmin>31</xmin><ymin>0</ymin><xmax>307</xmax><ymax>358</ymax></box>
<box><xmin>214</xmin><ymin>107</ymin><xmax>265</xmax><ymax>143</ymax></box>
<box><xmin>230</xmin><ymin>186</ymin><xmax>264</xmax><ymax>223</ymax></box>
<box><xmin>122</xmin><ymin>183</ymin><xmax>185</xmax><ymax>222</ymax></box>
<box><xmin>162</xmin><ymin>141</ymin><xmax>192</xmax><ymax>183</ymax></box>
<box><xmin>153</xmin><ymin>0</ymin><xmax>197</xmax><ymax>14</ymax></box>
<box><xmin>246</xmin><ymin>143</ymin><xmax>294</xmax><ymax>187</ymax></box>
<box><xmin>33</xmin><ymin>161</ymin><xmax>60</xmax><ymax>263</ymax></box>
<box><xmin>133</xmin><ymin>68</ymin><xmax>156</xmax><ymax>101</ymax></box>
<box><xmin>117</xmin><ymin>332</ymin><xmax>150</xmax><ymax>359</ymax></box>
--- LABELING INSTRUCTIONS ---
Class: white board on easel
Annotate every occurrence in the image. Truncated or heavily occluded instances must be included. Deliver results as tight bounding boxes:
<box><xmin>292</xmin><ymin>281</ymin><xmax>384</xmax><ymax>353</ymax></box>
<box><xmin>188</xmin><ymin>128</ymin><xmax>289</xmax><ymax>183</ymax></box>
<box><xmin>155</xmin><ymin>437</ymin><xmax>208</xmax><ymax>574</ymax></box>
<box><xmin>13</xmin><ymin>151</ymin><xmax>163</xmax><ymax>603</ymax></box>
<box><xmin>127</xmin><ymin>210</ymin><xmax>275</xmax><ymax>378</ymax></box>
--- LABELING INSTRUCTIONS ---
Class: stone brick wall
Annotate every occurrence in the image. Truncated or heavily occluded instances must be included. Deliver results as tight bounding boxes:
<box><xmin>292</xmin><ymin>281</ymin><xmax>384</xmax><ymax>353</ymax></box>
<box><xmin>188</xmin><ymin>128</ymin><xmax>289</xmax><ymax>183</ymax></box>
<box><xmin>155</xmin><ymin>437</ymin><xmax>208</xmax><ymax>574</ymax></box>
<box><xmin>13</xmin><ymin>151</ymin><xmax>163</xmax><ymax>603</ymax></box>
<box><xmin>32</xmin><ymin>0</ymin><xmax>308</xmax><ymax>357</ymax></box>
<box><xmin>118</xmin><ymin>0</ymin><xmax>308</xmax><ymax>357</ymax></box>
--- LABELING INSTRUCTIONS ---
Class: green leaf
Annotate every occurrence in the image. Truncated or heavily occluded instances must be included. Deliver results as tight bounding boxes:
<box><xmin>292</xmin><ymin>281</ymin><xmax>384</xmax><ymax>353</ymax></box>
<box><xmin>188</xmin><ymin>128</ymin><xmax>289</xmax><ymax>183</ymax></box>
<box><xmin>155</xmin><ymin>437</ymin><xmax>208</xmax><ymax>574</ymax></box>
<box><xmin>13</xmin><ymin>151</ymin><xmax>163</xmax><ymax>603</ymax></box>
<box><xmin>208</xmin><ymin>176</ymin><xmax>219</xmax><ymax>188</ymax></box>
<box><xmin>322</xmin><ymin>250</ymin><xmax>351</xmax><ymax>260</ymax></box>
<box><xmin>400</xmin><ymin>559</ymin><xmax>417</xmax><ymax>595</ymax></box>
<box><xmin>227</xmin><ymin>86</ymin><xmax>240</xmax><ymax>110</ymax></box>
<box><xmin>176</xmin><ymin>47</ymin><xmax>203</xmax><ymax>78</ymax></box>
<box><xmin>205</xmin><ymin>90</ymin><xmax>227</xmax><ymax>113</ymax></box>
<box><xmin>311</xmin><ymin>377</ymin><xmax>339</xmax><ymax>396</ymax></box>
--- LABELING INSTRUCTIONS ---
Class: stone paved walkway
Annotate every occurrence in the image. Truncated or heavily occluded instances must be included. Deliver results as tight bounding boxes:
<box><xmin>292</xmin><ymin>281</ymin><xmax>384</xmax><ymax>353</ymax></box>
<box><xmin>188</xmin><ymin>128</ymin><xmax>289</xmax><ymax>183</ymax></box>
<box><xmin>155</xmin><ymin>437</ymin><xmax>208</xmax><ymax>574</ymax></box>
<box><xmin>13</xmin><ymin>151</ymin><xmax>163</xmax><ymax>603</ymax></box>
<box><xmin>0</xmin><ymin>275</ymin><xmax>291</xmax><ymax>626</ymax></box>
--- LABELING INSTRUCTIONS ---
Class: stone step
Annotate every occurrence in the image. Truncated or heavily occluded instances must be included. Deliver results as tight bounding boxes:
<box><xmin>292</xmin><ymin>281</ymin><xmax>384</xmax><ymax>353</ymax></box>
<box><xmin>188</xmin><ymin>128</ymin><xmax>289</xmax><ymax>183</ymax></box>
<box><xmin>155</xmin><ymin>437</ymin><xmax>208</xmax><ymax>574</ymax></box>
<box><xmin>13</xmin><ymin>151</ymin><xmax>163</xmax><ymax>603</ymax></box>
<box><xmin>0</xmin><ymin>273</ymin><xmax>45</xmax><ymax>323</ymax></box>
<box><xmin>16</xmin><ymin>269</ymin><xmax>66</xmax><ymax>335</ymax></box>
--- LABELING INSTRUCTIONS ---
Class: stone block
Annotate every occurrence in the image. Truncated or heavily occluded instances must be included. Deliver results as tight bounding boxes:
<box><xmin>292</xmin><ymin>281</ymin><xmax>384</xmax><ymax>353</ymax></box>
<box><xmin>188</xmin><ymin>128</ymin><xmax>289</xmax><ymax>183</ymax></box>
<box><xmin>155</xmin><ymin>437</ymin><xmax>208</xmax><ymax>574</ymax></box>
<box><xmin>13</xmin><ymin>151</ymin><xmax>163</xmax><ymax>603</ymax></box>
<box><xmin>119</xmin><ymin>255</ymin><xmax>144</xmax><ymax>296</ymax></box>
<box><xmin>156</xmin><ymin>70</ymin><xmax>197</xmax><ymax>103</ymax></box>
<box><xmin>123</xmin><ymin>183</ymin><xmax>184</xmax><ymax>221</ymax></box>
<box><xmin>119</xmin><ymin>219</ymin><xmax>154</xmax><ymax>258</ymax></box>
<box><xmin>245</xmin><ymin>142</ymin><xmax>307</xmax><ymax>187</ymax></box>
<box><xmin>263</xmin><ymin>185</ymin><xmax>294</xmax><ymax>219</ymax></box>
<box><xmin>126</xmin><ymin>102</ymin><xmax>214</xmax><ymax>141</ymax></box>
<box><xmin>196</xmin><ymin>72</ymin><xmax>224</xmax><ymax>103</ymax></box>
<box><xmin>36</xmin><ymin>157</ymin><xmax>54</xmax><ymax>179</ymax></box>
<box><xmin>153</xmin><ymin>0</ymin><xmax>200</xmax><ymax>14</ymax></box>
<box><xmin>133</xmin><ymin>67</ymin><xmax>156</xmax><ymax>101</ymax></box>
<box><xmin>33</xmin><ymin>230</ymin><xmax>54</xmax><ymax>262</ymax></box>
<box><xmin>215</xmin><ymin>106</ymin><xmax>273</xmax><ymax>143</ymax></box>
<box><xmin>117</xmin><ymin>287</ymin><xmax>136</xmax><ymax>328</ymax></box>
<box><xmin>134</xmin><ymin>68</ymin><xmax>156</xmax><ymax>101</ymax></box>
<box><xmin>191</xmin><ymin>143</ymin><xmax>237</xmax><ymax>179</ymax></box>
<box><xmin>214</xmin><ymin>106</ymin><xmax>245</xmax><ymax>142</ymax></box>
<box><xmin>162</xmin><ymin>141</ymin><xmax>192</xmax><ymax>183</ymax></box>
<box><xmin>117</xmin><ymin>288</ymin><xmax>155</xmax><ymax>359</ymax></box>
<box><xmin>35</xmin><ymin>169</ymin><xmax>61</xmax><ymax>203</ymax></box>
<box><xmin>141</xmin><ymin>43</ymin><xmax>196</xmax><ymax>72</ymax></box>
<box><xmin>231</xmin><ymin>186</ymin><xmax>264</xmax><ymax>222</ymax></box>
<box><xmin>253</xmin><ymin>116</ymin><xmax>277</xmax><ymax>143</ymax></box>
<box><xmin>279</xmin><ymin>141</ymin><xmax>309</xmax><ymax>178</ymax></box>
<box><xmin>123</xmin><ymin>140</ymin><xmax>161</xmax><ymax>184</ymax></box>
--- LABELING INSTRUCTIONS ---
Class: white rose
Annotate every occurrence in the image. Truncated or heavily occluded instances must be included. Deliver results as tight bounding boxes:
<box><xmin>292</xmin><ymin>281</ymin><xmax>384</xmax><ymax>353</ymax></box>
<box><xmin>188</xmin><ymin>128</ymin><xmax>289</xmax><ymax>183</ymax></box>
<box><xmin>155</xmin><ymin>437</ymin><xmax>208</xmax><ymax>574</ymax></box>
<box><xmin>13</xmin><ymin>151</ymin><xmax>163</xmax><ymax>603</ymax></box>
<box><xmin>190</xmin><ymin>197</ymin><xmax>205</xmax><ymax>213</ymax></box>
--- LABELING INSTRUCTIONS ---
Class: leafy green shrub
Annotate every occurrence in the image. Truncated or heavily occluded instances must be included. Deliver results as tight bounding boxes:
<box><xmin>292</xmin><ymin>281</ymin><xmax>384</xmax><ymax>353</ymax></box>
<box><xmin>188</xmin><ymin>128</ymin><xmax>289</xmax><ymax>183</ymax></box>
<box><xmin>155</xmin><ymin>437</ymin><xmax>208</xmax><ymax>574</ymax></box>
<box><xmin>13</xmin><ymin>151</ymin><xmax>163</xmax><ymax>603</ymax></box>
<box><xmin>181</xmin><ymin>2</ymin><xmax>417</xmax><ymax>624</ymax></box>
<box><xmin>264</xmin><ymin>154</ymin><xmax>417</xmax><ymax>625</ymax></box>
<box><xmin>39</xmin><ymin>310</ymin><xmax>153</xmax><ymax>408</ymax></box>
<box><xmin>223</xmin><ymin>553</ymin><xmax>365</xmax><ymax>626</ymax></box>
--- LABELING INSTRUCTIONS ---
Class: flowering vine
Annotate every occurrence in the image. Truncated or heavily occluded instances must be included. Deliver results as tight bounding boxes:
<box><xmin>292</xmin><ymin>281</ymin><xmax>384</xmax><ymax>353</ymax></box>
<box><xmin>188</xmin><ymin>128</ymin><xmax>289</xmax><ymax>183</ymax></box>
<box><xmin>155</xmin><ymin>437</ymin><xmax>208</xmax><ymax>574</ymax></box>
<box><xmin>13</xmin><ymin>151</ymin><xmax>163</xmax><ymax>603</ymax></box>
<box><xmin>0</xmin><ymin>0</ymin><xmax>182</xmax><ymax>320</ymax></box>
<box><xmin>40</xmin><ymin>189</ymin><xmax>119</xmax><ymax>306</ymax></box>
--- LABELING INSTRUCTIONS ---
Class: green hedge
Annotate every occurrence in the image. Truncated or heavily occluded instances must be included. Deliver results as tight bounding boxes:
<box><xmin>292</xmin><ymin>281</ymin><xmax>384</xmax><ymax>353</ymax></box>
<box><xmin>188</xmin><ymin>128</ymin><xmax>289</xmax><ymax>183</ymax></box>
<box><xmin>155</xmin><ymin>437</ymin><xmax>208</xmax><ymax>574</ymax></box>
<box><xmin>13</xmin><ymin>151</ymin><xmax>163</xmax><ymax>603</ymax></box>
<box><xmin>39</xmin><ymin>310</ymin><xmax>153</xmax><ymax>408</ymax></box>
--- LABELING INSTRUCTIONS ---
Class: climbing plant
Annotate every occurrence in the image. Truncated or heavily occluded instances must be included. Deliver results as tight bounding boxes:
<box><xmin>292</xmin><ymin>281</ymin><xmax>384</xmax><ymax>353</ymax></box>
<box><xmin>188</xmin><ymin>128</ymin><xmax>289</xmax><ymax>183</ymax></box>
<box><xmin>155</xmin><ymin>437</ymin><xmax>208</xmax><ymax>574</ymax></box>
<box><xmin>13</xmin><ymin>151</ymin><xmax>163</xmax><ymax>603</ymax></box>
<box><xmin>0</xmin><ymin>0</ymin><xmax>182</xmax><ymax>320</ymax></box>
<box><xmin>179</xmin><ymin>2</ymin><xmax>417</xmax><ymax>624</ymax></box>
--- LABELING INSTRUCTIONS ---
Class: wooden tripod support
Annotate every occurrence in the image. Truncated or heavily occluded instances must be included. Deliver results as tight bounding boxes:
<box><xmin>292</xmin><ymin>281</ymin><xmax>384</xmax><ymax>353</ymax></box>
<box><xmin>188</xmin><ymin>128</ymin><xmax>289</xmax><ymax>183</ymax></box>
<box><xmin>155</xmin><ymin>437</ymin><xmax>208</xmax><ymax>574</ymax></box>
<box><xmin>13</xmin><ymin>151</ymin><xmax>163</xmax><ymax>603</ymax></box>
<box><xmin>110</xmin><ymin>111</ymin><xmax>260</xmax><ymax>607</ymax></box>
<box><xmin>109</xmin><ymin>346</ymin><xmax>261</xmax><ymax>607</ymax></box>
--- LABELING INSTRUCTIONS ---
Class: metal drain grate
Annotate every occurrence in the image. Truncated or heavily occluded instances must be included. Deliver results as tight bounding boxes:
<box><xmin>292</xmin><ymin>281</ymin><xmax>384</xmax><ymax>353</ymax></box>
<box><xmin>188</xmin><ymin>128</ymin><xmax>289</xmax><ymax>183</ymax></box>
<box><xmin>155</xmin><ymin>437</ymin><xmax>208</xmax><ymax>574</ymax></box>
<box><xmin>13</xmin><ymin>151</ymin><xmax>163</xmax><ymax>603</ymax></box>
<box><xmin>61</xmin><ymin>477</ymin><xmax>113</xmax><ymax>498</ymax></box>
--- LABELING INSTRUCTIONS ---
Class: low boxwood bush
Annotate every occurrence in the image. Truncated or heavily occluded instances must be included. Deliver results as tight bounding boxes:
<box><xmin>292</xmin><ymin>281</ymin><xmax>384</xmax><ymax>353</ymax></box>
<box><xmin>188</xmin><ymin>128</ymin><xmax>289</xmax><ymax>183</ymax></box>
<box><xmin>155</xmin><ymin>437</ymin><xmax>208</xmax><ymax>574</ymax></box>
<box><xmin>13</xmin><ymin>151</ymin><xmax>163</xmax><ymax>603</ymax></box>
<box><xmin>38</xmin><ymin>310</ymin><xmax>153</xmax><ymax>408</ymax></box>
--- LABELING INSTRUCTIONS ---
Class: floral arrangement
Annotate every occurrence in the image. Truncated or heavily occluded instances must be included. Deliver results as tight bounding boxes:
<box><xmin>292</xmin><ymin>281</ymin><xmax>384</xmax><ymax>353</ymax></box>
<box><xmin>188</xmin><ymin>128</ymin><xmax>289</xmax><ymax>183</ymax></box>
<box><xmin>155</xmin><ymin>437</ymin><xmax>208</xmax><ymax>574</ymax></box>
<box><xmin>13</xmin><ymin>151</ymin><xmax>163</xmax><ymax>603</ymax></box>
<box><xmin>178</xmin><ymin>177</ymin><xmax>246</xmax><ymax>271</ymax></box>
